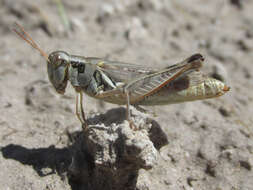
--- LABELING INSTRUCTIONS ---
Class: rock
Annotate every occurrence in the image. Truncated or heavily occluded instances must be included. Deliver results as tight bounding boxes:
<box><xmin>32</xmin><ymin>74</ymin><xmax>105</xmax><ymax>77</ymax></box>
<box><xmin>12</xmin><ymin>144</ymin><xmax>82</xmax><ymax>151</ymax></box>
<box><xmin>125</xmin><ymin>17</ymin><xmax>148</xmax><ymax>41</ymax></box>
<box><xmin>96</xmin><ymin>3</ymin><xmax>115</xmax><ymax>24</ymax></box>
<box><xmin>68</xmin><ymin>107</ymin><xmax>168</xmax><ymax>190</ymax></box>
<box><xmin>137</xmin><ymin>0</ymin><xmax>163</xmax><ymax>11</ymax></box>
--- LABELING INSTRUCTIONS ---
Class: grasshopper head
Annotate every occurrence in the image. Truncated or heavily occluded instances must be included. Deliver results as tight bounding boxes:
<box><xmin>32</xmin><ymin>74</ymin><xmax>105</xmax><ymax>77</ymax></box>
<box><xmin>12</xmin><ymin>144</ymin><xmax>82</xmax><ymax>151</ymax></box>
<box><xmin>47</xmin><ymin>51</ymin><xmax>70</xmax><ymax>94</ymax></box>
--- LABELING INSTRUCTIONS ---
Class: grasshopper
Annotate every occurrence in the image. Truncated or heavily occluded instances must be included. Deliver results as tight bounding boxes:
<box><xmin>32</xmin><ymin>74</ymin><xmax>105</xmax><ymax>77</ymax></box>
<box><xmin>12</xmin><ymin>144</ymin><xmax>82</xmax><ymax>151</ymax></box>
<box><xmin>13</xmin><ymin>23</ymin><xmax>230</xmax><ymax>129</ymax></box>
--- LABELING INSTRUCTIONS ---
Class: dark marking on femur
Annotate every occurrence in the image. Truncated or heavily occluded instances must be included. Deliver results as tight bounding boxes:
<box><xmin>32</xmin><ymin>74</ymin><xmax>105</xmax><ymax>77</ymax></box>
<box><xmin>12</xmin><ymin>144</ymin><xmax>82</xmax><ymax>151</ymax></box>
<box><xmin>187</xmin><ymin>53</ymin><xmax>204</xmax><ymax>63</ymax></box>
<box><xmin>166</xmin><ymin>76</ymin><xmax>190</xmax><ymax>91</ymax></box>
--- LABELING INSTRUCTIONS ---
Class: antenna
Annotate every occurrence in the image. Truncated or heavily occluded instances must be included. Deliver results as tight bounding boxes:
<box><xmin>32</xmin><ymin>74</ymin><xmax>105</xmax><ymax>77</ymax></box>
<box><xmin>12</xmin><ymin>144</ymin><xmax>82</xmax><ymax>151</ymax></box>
<box><xmin>13</xmin><ymin>22</ymin><xmax>49</xmax><ymax>62</ymax></box>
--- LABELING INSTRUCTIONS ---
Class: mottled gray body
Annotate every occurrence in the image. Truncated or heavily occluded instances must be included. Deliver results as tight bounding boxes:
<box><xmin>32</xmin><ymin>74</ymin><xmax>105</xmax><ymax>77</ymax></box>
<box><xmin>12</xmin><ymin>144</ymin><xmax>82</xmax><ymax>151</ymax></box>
<box><xmin>47</xmin><ymin>52</ymin><xmax>229</xmax><ymax>106</ymax></box>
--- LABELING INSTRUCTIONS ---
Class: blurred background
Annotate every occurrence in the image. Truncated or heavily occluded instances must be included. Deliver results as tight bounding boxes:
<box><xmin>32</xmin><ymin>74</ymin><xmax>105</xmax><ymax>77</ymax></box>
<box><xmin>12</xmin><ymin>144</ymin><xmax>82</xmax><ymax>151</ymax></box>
<box><xmin>0</xmin><ymin>0</ymin><xmax>253</xmax><ymax>189</ymax></box>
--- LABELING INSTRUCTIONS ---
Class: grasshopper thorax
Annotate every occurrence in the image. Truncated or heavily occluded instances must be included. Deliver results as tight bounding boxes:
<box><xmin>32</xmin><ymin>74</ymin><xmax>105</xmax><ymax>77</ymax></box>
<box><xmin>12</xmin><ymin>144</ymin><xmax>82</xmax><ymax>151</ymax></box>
<box><xmin>47</xmin><ymin>51</ymin><xmax>70</xmax><ymax>94</ymax></box>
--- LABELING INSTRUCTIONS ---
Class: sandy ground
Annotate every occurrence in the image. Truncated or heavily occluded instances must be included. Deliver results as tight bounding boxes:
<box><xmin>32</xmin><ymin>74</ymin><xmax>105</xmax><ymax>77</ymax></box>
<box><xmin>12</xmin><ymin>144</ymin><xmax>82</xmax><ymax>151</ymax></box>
<box><xmin>0</xmin><ymin>0</ymin><xmax>253</xmax><ymax>189</ymax></box>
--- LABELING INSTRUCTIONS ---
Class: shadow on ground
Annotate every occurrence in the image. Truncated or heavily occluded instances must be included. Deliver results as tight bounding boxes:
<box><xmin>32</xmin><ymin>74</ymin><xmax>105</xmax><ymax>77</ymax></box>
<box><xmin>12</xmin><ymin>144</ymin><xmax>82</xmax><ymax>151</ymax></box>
<box><xmin>1</xmin><ymin>144</ymin><xmax>71</xmax><ymax>177</ymax></box>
